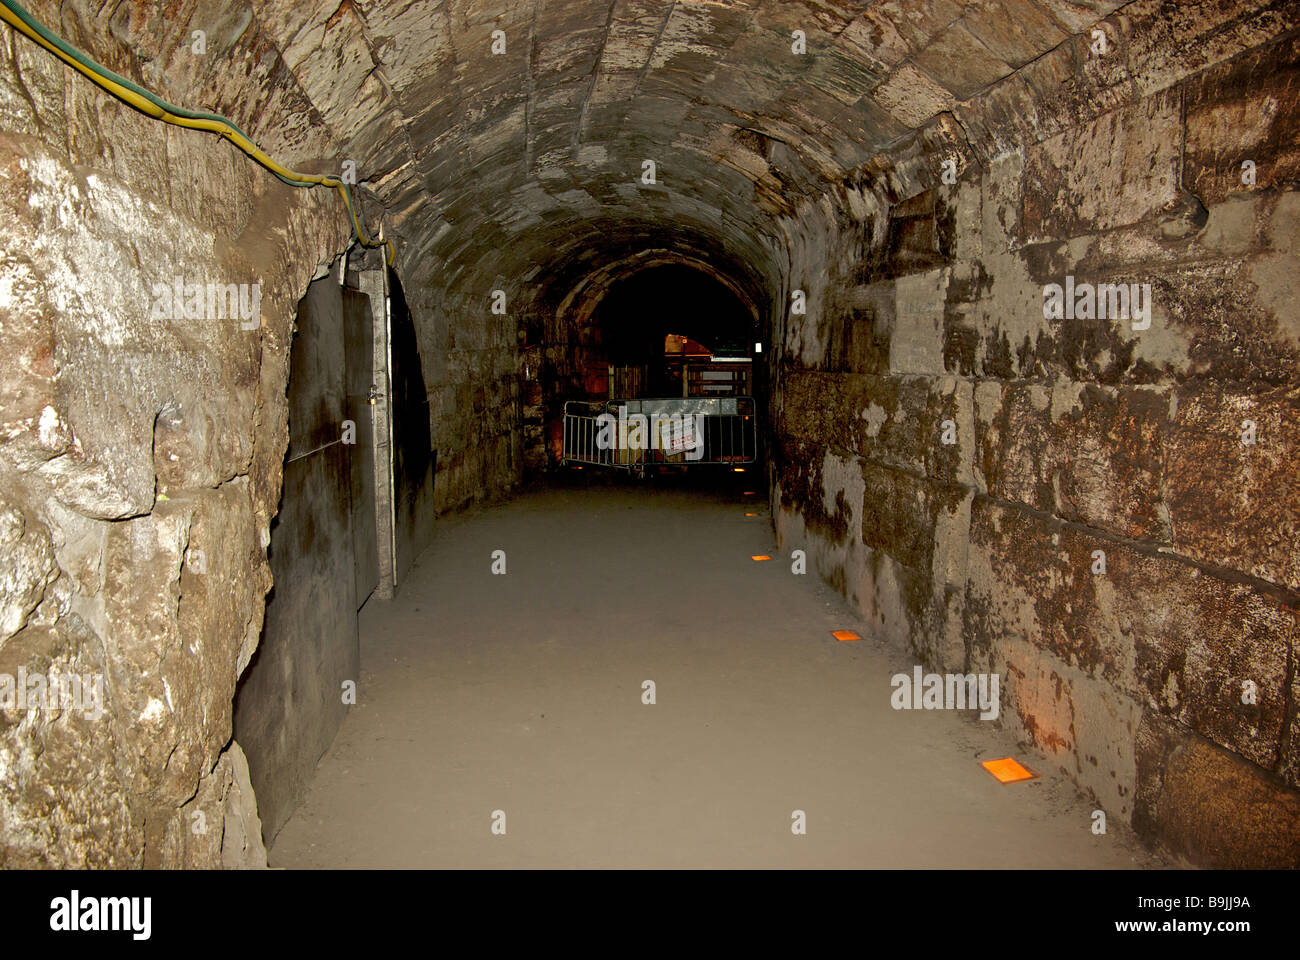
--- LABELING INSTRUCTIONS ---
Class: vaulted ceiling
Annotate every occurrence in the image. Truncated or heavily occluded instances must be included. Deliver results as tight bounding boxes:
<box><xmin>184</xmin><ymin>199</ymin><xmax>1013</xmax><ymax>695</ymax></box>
<box><xmin>47</xmin><ymin>0</ymin><xmax>1272</xmax><ymax>301</ymax></box>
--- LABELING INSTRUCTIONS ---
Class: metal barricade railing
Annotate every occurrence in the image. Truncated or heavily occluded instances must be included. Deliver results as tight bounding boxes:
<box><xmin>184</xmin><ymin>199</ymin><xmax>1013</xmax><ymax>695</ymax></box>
<box><xmin>563</xmin><ymin>396</ymin><xmax>757</xmax><ymax>472</ymax></box>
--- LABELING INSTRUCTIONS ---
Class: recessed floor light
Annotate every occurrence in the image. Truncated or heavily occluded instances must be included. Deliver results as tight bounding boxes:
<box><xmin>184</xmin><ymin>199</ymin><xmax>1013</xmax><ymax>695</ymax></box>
<box><xmin>751</xmin><ymin>555</ymin><xmax>771</xmax><ymax>562</ymax></box>
<box><xmin>981</xmin><ymin>757</ymin><xmax>1036</xmax><ymax>784</ymax></box>
<box><xmin>831</xmin><ymin>630</ymin><xmax>861</xmax><ymax>642</ymax></box>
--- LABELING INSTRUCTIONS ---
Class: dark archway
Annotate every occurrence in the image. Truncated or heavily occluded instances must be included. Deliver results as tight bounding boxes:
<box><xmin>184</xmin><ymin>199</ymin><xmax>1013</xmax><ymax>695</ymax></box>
<box><xmin>588</xmin><ymin>262</ymin><xmax>763</xmax><ymax>398</ymax></box>
<box><xmin>593</xmin><ymin>263</ymin><xmax>758</xmax><ymax>369</ymax></box>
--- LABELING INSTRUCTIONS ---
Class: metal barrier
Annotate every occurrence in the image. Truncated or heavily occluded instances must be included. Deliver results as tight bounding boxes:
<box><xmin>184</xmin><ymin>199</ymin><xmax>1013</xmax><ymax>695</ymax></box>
<box><xmin>563</xmin><ymin>396</ymin><xmax>758</xmax><ymax>474</ymax></box>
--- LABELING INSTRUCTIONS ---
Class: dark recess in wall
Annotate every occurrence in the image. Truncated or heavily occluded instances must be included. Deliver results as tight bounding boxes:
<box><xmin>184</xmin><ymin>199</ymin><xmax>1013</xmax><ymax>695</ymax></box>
<box><xmin>388</xmin><ymin>269</ymin><xmax>437</xmax><ymax>585</ymax></box>
<box><xmin>234</xmin><ymin>274</ymin><xmax>371</xmax><ymax>842</ymax></box>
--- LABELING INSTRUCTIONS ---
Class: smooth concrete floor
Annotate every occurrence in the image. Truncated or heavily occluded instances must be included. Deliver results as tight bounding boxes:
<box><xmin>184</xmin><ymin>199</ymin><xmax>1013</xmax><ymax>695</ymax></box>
<box><xmin>270</xmin><ymin>477</ymin><xmax>1169</xmax><ymax>869</ymax></box>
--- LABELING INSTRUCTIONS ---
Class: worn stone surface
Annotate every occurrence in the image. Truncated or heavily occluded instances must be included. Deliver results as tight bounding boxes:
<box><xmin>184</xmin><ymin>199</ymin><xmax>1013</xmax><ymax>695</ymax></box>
<box><xmin>768</xmin><ymin>6</ymin><xmax>1300</xmax><ymax>870</ymax></box>
<box><xmin>1</xmin><ymin>3</ymin><xmax>346</xmax><ymax>867</ymax></box>
<box><xmin>966</xmin><ymin>499</ymin><xmax>1296</xmax><ymax>780</ymax></box>
<box><xmin>1136</xmin><ymin>713</ymin><xmax>1300</xmax><ymax>869</ymax></box>
<box><xmin>1166</xmin><ymin>384</ymin><xmax>1300</xmax><ymax>590</ymax></box>
<box><xmin>221</xmin><ymin>740</ymin><xmax>269</xmax><ymax>869</ymax></box>
<box><xmin>976</xmin><ymin>381</ymin><xmax>1171</xmax><ymax>540</ymax></box>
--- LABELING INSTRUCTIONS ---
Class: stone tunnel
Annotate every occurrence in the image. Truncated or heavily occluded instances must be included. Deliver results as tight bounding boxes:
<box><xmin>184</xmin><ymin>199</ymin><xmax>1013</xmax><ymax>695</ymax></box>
<box><xmin>0</xmin><ymin>0</ymin><xmax>1298</xmax><ymax>872</ymax></box>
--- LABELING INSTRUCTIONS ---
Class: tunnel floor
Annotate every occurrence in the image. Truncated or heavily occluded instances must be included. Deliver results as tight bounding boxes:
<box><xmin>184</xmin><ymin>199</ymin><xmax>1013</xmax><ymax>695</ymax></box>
<box><xmin>270</xmin><ymin>479</ymin><xmax>1169</xmax><ymax>868</ymax></box>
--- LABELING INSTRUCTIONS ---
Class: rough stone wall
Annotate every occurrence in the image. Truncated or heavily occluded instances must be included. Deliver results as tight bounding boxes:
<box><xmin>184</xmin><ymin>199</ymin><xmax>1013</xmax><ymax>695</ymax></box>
<box><xmin>411</xmin><ymin>278</ymin><xmax>521</xmax><ymax>513</ymax></box>
<box><xmin>773</xmin><ymin>23</ymin><xmax>1300</xmax><ymax>868</ymax></box>
<box><xmin>0</xmin><ymin>0</ymin><xmax>528</xmax><ymax>865</ymax></box>
<box><xmin>0</xmin><ymin>12</ymin><xmax>354</xmax><ymax>864</ymax></box>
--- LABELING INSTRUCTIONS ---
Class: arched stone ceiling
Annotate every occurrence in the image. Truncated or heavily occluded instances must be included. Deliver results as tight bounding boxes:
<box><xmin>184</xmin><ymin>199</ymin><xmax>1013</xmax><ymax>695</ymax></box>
<box><xmin>349</xmin><ymin>0</ymin><xmax>1116</xmax><ymax>277</ymax></box>
<box><xmin>234</xmin><ymin>0</ymin><xmax>1130</xmax><ymax>284</ymax></box>
<box><xmin>42</xmin><ymin>0</ymin><xmax>1285</xmax><ymax>301</ymax></box>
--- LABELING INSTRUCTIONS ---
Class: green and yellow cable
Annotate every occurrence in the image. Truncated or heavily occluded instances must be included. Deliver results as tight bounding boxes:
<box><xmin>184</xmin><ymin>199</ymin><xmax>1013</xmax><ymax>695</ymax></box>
<box><xmin>0</xmin><ymin>0</ymin><xmax>395</xmax><ymax>265</ymax></box>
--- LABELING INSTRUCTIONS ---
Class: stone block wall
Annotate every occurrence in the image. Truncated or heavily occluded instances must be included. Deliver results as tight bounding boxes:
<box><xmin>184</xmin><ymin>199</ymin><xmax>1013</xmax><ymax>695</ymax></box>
<box><xmin>772</xmin><ymin>26</ymin><xmax>1300</xmax><ymax>868</ymax></box>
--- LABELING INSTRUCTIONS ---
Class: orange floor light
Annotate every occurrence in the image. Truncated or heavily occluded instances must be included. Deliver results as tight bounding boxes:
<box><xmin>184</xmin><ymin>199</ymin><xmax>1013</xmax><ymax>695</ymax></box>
<box><xmin>744</xmin><ymin>512</ymin><xmax>759</xmax><ymax>517</ymax></box>
<box><xmin>831</xmin><ymin>630</ymin><xmax>861</xmax><ymax>642</ymax></box>
<box><xmin>981</xmin><ymin>757</ymin><xmax>1036</xmax><ymax>784</ymax></box>
<box><xmin>751</xmin><ymin>555</ymin><xmax>771</xmax><ymax>562</ymax></box>
<box><xmin>743</xmin><ymin>491</ymin><xmax>757</xmax><ymax>496</ymax></box>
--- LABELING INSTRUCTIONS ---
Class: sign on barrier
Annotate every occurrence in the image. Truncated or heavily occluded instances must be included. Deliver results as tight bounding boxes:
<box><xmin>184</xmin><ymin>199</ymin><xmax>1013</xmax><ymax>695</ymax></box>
<box><xmin>562</xmin><ymin>396</ymin><xmax>758</xmax><ymax>473</ymax></box>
